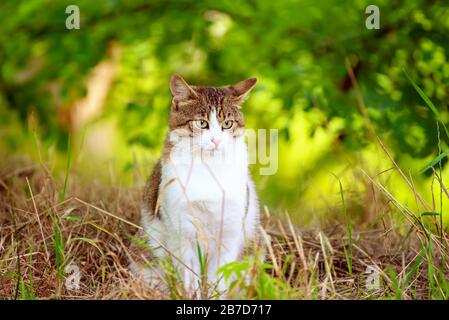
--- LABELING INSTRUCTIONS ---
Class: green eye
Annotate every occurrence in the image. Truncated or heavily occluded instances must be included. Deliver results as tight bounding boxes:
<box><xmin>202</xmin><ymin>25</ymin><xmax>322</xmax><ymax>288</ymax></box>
<box><xmin>195</xmin><ymin>119</ymin><xmax>208</xmax><ymax>129</ymax></box>
<box><xmin>222</xmin><ymin>120</ymin><xmax>234</xmax><ymax>129</ymax></box>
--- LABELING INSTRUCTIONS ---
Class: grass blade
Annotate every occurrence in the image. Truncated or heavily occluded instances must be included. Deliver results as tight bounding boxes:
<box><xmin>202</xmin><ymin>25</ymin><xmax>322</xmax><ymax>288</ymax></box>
<box><xmin>403</xmin><ymin>69</ymin><xmax>449</xmax><ymax>140</ymax></box>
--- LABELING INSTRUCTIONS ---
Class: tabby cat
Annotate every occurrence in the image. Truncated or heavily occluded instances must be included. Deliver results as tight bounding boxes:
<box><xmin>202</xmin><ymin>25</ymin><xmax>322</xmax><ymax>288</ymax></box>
<box><xmin>130</xmin><ymin>75</ymin><xmax>263</xmax><ymax>298</ymax></box>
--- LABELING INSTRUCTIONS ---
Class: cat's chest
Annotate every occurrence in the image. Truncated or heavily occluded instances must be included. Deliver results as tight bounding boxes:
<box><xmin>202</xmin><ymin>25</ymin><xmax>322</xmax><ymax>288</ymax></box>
<box><xmin>160</xmin><ymin>153</ymin><xmax>248</xmax><ymax>208</ymax></box>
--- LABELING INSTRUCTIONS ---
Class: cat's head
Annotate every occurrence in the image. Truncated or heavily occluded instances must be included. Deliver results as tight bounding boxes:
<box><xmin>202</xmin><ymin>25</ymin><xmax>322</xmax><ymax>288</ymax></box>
<box><xmin>167</xmin><ymin>75</ymin><xmax>256</xmax><ymax>153</ymax></box>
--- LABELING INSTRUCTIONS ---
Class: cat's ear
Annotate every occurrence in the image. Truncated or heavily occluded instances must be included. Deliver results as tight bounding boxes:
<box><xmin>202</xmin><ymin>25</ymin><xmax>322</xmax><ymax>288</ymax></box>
<box><xmin>169</xmin><ymin>74</ymin><xmax>198</xmax><ymax>101</ymax></box>
<box><xmin>229</xmin><ymin>78</ymin><xmax>257</xmax><ymax>103</ymax></box>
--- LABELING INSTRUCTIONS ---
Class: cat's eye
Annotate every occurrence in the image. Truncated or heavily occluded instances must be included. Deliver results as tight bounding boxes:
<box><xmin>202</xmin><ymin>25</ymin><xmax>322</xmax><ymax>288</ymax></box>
<box><xmin>222</xmin><ymin>120</ymin><xmax>234</xmax><ymax>130</ymax></box>
<box><xmin>194</xmin><ymin>119</ymin><xmax>209</xmax><ymax>129</ymax></box>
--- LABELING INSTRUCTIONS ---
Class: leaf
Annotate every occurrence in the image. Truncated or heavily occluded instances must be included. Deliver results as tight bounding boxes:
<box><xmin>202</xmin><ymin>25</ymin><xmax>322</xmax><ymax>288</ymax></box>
<box><xmin>61</xmin><ymin>134</ymin><xmax>72</xmax><ymax>202</ymax></box>
<box><xmin>404</xmin><ymin>69</ymin><xmax>440</xmax><ymax>117</ymax></box>
<box><xmin>403</xmin><ymin>69</ymin><xmax>449</xmax><ymax>140</ymax></box>
<box><xmin>64</xmin><ymin>215</ymin><xmax>81</xmax><ymax>221</ymax></box>
<box><xmin>419</xmin><ymin>151</ymin><xmax>449</xmax><ymax>174</ymax></box>
<box><xmin>420</xmin><ymin>212</ymin><xmax>440</xmax><ymax>217</ymax></box>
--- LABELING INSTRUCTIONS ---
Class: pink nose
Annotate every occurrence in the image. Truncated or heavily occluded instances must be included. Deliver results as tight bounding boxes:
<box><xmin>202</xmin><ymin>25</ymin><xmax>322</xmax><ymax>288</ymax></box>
<box><xmin>212</xmin><ymin>137</ymin><xmax>221</xmax><ymax>147</ymax></box>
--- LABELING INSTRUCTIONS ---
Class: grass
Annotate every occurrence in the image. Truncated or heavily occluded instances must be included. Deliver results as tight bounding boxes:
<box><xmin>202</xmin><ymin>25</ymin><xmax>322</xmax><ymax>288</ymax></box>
<box><xmin>0</xmin><ymin>140</ymin><xmax>448</xmax><ymax>300</ymax></box>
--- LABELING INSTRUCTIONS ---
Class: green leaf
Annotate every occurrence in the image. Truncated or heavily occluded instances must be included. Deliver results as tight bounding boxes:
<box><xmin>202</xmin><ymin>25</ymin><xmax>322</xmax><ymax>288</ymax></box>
<box><xmin>404</xmin><ymin>69</ymin><xmax>449</xmax><ymax>140</ymax></box>
<box><xmin>419</xmin><ymin>151</ymin><xmax>449</xmax><ymax>174</ymax></box>
<box><xmin>420</xmin><ymin>212</ymin><xmax>440</xmax><ymax>217</ymax></box>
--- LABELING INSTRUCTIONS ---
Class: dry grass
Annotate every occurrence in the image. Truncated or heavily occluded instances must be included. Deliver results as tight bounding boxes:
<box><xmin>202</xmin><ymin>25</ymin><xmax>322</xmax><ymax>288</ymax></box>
<box><xmin>0</xmin><ymin>154</ymin><xmax>448</xmax><ymax>300</ymax></box>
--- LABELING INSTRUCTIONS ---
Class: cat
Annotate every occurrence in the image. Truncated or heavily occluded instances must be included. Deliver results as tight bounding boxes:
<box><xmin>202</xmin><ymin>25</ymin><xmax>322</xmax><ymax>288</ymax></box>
<box><xmin>129</xmin><ymin>75</ymin><xmax>264</xmax><ymax>298</ymax></box>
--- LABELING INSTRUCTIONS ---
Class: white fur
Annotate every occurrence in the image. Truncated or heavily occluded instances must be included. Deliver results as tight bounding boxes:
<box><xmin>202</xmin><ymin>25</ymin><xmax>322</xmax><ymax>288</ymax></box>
<box><xmin>140</xmin><ymin>110</ymin><xmax>259</xmax><ymax>297</ymax></box>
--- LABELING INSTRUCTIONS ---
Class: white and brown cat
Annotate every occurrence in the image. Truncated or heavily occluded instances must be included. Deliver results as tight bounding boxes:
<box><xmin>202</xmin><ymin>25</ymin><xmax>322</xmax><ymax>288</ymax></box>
<box><xmin>129</xmin><ymin>75</ymin><xmax>263</xmax><ymax>298</ymax></box>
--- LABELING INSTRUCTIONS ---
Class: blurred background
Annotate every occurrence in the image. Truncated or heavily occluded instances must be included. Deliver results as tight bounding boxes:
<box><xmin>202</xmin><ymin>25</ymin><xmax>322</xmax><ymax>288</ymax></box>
<box><xmin>1</xmin><ymin>0</ymin><xmax>449</xmax><ymax>226</ymax></box>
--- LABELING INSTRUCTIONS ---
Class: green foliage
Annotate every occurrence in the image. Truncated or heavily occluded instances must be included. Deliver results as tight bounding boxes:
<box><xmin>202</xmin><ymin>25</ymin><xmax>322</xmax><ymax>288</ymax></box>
<box><xmin>2</xmin><ymin>0</ymin><xmax>449</xmax><ymax>210</ymax></box>
<box><xmin>218</xmin><ymin>257</ymin><xmax>295</xmax><ymax>299</ymax></box>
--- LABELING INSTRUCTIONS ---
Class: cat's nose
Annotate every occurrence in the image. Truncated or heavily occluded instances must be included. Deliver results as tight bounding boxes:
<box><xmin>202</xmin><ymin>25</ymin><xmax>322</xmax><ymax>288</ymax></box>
<box><xmin>211</xmin><ymin>137</ymin><xmax>221</xmax><ymax>147</ymax></box>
